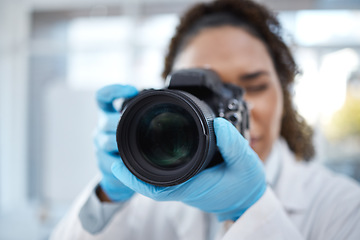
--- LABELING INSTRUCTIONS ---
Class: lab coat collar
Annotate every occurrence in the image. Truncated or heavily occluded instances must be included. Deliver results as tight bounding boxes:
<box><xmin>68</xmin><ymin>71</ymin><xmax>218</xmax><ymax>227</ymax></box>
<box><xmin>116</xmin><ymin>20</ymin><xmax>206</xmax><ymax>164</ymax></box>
<box><xmin>264</xmin><ymin>139</ymin><xmax>282</xmax><ymax>188</ymax></box>
<box><xmin>265</xmin><ymin>138</ymin><xmax>308</xmax><ymax>213</ymax></box>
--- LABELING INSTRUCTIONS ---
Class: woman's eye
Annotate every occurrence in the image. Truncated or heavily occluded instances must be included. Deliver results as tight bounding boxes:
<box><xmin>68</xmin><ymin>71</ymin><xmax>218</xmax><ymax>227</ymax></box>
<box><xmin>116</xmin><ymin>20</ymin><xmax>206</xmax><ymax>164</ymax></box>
<box><xmin>245</xmin><ymin>84</ymin><xmax>268</xmax><ymax>93</ymax></box>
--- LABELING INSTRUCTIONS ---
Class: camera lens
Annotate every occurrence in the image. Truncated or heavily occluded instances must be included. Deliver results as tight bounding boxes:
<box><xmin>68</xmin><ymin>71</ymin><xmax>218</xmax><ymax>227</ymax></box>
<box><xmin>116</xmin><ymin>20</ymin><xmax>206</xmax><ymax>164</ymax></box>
<box><xmin>117</xmin><ymin>89</ymin><xmax>216</xmax><ymax>186</ymax></box>
<box><xmin>137</xmin><ymin>103</ymin><xmax>198</xmax><ymax>168</ymax></box>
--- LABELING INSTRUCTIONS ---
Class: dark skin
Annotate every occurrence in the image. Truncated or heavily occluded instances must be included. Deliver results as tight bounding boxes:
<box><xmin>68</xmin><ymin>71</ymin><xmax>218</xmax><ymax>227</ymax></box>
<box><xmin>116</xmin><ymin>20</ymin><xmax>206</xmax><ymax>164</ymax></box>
<box><xmin>97</xmin><ymin>185</ymin><xmax>112</xmax><ymax>202</ymax></box>
<box><xmin>173</xmin><ymin>26</ymin><xmax>284</xmax><ymax>162</ymax></box>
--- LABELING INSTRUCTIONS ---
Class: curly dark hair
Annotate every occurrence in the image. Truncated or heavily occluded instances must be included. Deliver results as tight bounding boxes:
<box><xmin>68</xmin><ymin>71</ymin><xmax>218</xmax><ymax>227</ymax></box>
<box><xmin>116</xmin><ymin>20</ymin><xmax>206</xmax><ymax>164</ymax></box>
<box><xmin>162</xmin><ymin>0</ymin><xmax>315</xmax><ymax>160</ymax></box>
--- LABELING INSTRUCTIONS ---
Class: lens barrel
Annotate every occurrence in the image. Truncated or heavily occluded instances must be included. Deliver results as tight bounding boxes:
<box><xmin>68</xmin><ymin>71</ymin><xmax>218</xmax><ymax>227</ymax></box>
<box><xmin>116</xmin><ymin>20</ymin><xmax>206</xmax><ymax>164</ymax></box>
<box><xmin>116</xmin><ymin>89</ymin><xmax>216</xmax><ymax>186</ymax></box>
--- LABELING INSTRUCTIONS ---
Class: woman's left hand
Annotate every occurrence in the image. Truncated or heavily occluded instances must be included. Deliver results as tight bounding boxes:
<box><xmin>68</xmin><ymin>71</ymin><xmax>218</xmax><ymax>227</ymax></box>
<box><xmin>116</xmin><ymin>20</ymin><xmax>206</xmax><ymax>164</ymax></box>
<box><xmin>111</xmin><ymin>117</ymin><xmax>267</xmax><ymax>221</ymax></box>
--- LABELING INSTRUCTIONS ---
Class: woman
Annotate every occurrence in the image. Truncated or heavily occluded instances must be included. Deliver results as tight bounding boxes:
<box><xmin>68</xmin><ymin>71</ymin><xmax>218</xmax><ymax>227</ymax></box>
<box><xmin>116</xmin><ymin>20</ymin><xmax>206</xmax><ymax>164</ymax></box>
<box><xmin>51</xmin><ymin>0</ymin><xmax>360</xmax><ymax>239</ymax></box>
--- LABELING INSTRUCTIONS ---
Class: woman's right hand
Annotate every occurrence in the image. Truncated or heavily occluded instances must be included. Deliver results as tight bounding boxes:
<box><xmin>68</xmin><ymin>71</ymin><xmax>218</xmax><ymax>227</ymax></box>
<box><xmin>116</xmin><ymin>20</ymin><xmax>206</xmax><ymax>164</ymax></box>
<box><xmin>94</xmin><ymin>84</ymin><xmax>138</xmax><ymax>202</ymax></box>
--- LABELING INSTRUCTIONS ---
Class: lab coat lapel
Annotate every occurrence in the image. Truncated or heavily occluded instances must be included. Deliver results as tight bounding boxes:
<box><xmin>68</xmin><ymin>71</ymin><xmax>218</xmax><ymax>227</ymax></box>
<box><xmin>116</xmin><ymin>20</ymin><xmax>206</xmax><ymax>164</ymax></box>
<box><xmin>265</xmin><ymin>138</ymin><xmax>308</xmax><ymax>214</ymax></box>
<box><xmin>274</xmin><ymin>139</ymin><xmax>308</xmax><ymax>214</ymax></box>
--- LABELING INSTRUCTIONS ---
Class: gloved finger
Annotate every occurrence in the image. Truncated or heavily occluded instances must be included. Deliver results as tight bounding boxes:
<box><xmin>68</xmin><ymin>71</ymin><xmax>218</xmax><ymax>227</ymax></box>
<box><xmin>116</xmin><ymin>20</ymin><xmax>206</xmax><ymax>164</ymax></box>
<box><xmin>94</xmin><ymin>131</ymin><xmax>118</xmax><ymax>153</ymax></box>
<box><xmin>100</xmin><ymin>177</ymin><xmax>124</xmax><ymax>189</ymax></box>
<box><xmin>162</xmin><ymin>163</ymin><xmax>226</xmax><ymax>202</ymax></box>
<box><xmin>213</xmin><ymin>117</ymin><xmax>250</xmax><ymax>165</ymax></box>
<box><xmin>96</xmin><ymin>150</ymin><xmax>120</xmax><ymax>174</ymax></box>
<box><xmin>98</xmin><ymin>111</ymin><xmax>120</xmax><ymax>133</ymax></box>
<box><xmin>96</xmin><ymin>84</ymin><xmax>138</xmax><ymax>113</ymax></box>
<box><xmin>111</xmin><ymin>161</ymin><xmax>168</xmax><ymax>201</ymax></box>
<box><xmin>99</xmin><ymin>179</ymin><xmax>134</xmax><ymax>202</ymax></box>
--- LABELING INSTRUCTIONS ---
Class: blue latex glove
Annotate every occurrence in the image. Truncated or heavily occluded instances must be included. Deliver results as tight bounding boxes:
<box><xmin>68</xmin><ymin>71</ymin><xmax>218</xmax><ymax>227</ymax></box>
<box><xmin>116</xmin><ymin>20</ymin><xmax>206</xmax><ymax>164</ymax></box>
<box><xmin>111</xmin><ymin>117</ymin><xmax>267</xmax><ymax>221</ymax></box>
<box><xmin>94</xmin><ymin>84</ymin><xmax>138</xmax><ymax>202</ymax></box>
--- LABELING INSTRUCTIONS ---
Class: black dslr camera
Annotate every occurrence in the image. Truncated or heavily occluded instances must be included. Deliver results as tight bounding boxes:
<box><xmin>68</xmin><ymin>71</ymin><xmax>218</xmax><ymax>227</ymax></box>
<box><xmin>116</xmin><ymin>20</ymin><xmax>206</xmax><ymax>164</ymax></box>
<box><xmin>116</xmin><ymin>68</ymin><xmax>249</xmax><ymax>186</ymax></box>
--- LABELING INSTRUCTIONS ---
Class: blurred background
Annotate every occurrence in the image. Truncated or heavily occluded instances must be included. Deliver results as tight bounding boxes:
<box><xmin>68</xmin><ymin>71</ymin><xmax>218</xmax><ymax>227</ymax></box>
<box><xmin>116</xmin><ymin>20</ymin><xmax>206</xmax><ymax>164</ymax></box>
<box><xmin>1</xmin><ymin>0</ymin><xmax>360</xmax><ymax>239</ymax></box>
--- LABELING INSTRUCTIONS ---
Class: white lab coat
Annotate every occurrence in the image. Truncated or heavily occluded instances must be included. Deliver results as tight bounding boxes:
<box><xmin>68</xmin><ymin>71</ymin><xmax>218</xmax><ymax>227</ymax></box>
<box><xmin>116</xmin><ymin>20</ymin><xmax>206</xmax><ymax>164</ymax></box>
<box><xmin>50</xmin><ymin>139</ymin><xmax>360</xmax><ymax>239</ymax></box>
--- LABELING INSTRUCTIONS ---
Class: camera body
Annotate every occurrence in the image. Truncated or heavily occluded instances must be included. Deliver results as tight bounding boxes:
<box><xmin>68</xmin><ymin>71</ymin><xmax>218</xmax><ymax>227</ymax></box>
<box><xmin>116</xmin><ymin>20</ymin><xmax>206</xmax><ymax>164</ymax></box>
<box><xmin>117</xmin><ymin>68</ymin><xmax>249</xmax><ymax>186</ymax></box>
<box><xmin>166</xmin><ymin>68</ymin><xmax>249</xmax><ymax>139</ymax></box>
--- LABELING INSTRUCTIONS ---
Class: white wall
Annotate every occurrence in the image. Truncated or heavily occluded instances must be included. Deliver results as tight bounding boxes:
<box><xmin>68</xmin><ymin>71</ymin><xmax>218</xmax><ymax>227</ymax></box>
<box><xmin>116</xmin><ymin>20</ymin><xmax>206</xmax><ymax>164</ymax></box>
<box><xmin>0</xmin><ymin>1</ymin><xmax>41</xmax><ymax>239</ymax></box>
<box><xmin>0</xmin><ymin>0</ymin><xmax>30</xmax><ymax>212</ymax></box>
<box><xmin>0</xmin><ymin>2</ymin><xmax>101</xmax><ymax>238</ymax></box>
<box><xmin>43</xmin><ymin>82</ymin><xmax>99</xmax><ymax>204</ymax></box>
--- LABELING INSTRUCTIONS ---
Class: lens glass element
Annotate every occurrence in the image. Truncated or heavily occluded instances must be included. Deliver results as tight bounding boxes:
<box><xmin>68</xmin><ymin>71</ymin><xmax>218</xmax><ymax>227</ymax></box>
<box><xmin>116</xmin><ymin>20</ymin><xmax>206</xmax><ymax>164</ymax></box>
<box><xmin>137</xmin><ymin>103</ymin><xmax>198</xmax><ymax>168</ymax></box>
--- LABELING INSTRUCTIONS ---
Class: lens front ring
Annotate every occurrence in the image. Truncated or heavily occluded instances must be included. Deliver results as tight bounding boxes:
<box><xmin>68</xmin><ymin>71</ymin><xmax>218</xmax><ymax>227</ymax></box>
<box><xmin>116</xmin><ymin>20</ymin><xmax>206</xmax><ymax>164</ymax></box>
<box><xmin>116</xmin><ymin>89</ymin><xmax>216</xmax><ymax>186</ymax></box>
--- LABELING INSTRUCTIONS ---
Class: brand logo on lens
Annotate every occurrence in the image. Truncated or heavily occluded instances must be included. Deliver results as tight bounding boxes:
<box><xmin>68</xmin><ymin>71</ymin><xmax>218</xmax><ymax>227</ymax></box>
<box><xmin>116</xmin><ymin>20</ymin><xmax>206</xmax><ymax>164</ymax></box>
<box><xmin>116</xmin><ymin>68</ymin><xmax>249</xmax><ymax>186</ymax></box>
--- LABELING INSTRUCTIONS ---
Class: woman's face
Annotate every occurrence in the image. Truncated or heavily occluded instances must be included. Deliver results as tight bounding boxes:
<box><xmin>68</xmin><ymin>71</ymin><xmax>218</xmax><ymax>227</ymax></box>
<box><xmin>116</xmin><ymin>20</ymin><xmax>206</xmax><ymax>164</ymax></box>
<box><xmin>173</xmin><ymin>26</ymin><xmax>283</xmax><ymax>161</ymax></box>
